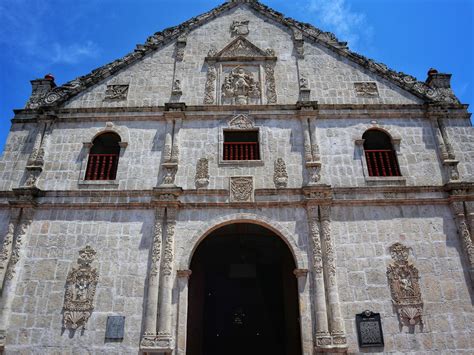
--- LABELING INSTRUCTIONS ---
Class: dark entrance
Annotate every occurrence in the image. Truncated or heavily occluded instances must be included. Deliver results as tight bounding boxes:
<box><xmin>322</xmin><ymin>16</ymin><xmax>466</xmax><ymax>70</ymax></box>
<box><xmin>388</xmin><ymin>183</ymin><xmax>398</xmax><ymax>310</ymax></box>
<box><xmin>186</xmin><ymin>223</ymin><xmax>302</xmax><ymax>355</ymax></box>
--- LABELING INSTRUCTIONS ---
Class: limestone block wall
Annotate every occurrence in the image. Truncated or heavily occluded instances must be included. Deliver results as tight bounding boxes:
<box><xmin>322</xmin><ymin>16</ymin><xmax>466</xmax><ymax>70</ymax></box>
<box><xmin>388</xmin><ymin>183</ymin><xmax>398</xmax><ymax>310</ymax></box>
<box><xmin>445</xmin><ymin>119</ymin><xmax>474</xmax><ymax>182</ymax></box>
<box><xmin>64</xmin><ymin>42</ymin><xmax>176</xmax><ymax>109</ymax></box>
<box><xmin>317</xmin><ymin>117</ymin><xmax>444</xmax><ymax>187</ymax></box>
<box><xmin>4</xmin><ymin>209</ymin><xmax>154</xmax><ymax>354</ymax></box>
<box><xmin>332</xmin><ymin>204</ymin><xmax>474</xmax><ymax>353</ymax></box>
<box><xmin>38</xmin><ymin>120</ymin><xmax>165</xmax><ymax>190</ymax></box>
<box><xmin>0</xmin><ymin>123</ymin><xmax>36</xmax><ymax>191</ymax></box>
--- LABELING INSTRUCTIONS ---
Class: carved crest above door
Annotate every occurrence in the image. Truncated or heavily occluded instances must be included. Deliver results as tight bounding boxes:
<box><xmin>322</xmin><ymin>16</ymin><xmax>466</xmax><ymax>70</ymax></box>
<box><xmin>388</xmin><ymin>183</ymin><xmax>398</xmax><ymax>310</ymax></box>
<box><xmin>203</xmin><ymin>36</ymin><xmax>277</xmax><ymax>105</ymax></box>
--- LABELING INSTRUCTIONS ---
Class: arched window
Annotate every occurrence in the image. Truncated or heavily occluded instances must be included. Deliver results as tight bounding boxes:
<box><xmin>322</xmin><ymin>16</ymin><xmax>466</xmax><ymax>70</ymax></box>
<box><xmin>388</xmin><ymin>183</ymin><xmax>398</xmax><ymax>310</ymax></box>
<box><xmin>362</xmin><ymin>130</ymin><xmax>401</xmax><ymax>177</ymax></box>
<box><xmin>85</xmin><ymin>132</ymin><xmax>121</xmax><ymax>180</ymax></box>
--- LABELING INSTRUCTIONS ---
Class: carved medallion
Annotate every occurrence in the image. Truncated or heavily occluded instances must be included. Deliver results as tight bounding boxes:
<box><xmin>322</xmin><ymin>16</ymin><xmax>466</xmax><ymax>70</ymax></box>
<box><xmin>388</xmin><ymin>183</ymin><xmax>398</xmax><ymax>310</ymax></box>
<box><xmin>230</xmin><ymin>177</ymin><xmax>253</xmax><ymax>202</ymax></box>
<box><xmin>104</xmin><ymin>84</ymin><xmax>129</xmax><ymax>101</ymax></box>
<box><xmin>230</xmin><ymin>20</ymin><xmax>249</xmax><ymax>36</ymax></box>
<box><xmin>63</xmin><ymin>245</ymin><xmax>99</xmax><ymax>330</ymax></box>
<box><xmin>354</xmin><ymin>82</ymin><xmax>379</xmax><ymax>97</ymax></box>
<box><xmin>222</xmin><ymin>67</ymin><xmax>261</xmax><ymax>105</ymax></box>
<box><xmin>386</xmin><ymin>243</ymin><xmax>423</xmax><ymax>328</ymax></box>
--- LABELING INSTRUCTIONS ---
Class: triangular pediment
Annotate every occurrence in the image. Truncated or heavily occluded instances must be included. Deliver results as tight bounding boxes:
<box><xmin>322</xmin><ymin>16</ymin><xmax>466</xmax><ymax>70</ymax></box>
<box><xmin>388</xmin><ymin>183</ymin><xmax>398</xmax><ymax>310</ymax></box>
<box><xmin>209</xmin><ymin>36</ymin><xmax>275</xmax><ymax>60</ymax></box>
<box><xmin>24</xmin><ymin>0</ymin><xmax>460</xmax><ymax>109</ymax></box>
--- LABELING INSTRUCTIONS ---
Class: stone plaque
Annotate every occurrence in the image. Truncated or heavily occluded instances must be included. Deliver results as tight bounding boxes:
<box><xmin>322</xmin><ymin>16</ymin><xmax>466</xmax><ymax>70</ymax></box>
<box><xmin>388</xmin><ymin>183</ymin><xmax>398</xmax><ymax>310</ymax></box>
<box><xmin>105</xmin><ymin>316</ymin><xmax>125</xmax><ymax>340</ymax></box>
<box><xmin>356</xmin><ymin>310</ymin><xmax>384</xmax><ymax>348</ymax></box>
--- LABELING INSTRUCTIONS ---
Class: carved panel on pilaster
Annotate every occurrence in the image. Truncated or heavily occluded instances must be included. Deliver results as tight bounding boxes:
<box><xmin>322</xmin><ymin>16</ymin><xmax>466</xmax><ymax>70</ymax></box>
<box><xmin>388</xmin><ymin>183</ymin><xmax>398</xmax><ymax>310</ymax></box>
<box><xmin>62</xmin><ymin>246</ymin><xmax>99</xmax><ymax>331</ymax></box>
<box><xmin>273</xmin><ymin>158</ymin><xmax>288</xmax><ymax>188</ymax></box>
<box><xmin>386</xmin><ymin>243</ymin><xmax>424</xmax><ymax>329</ymax></box>
<box><xmin>195</xmin><ymin>158</ymin><xmax>210</xmax><ymax>189</ymax></box>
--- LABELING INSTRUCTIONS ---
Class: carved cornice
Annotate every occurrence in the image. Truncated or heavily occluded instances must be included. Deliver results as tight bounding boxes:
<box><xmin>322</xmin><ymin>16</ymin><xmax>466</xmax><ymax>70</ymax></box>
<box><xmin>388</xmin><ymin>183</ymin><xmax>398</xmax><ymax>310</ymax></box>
<box><xmin>19</xmin><ymin>1</ymin><xmax>462</xmax><ymax>111</ymax></box>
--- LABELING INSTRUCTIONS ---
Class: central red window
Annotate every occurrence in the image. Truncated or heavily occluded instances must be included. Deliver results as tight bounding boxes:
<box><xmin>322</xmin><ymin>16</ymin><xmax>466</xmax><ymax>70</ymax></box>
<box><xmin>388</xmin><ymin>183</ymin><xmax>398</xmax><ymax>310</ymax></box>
<box><xmin>223</xmin><ymin>131</ymin><xmax>260</xmax><ymax>161</ymax></box>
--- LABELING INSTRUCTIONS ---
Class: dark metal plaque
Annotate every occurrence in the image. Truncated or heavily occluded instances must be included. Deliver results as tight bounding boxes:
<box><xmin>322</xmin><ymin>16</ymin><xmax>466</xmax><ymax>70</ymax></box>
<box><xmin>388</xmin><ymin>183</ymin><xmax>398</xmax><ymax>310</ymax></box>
<box><xmin>356</xmin><ymin>310</ymin><xmax>384</xmax><ymax>348</ymax></box>
<box><xmin>105</xmin><ymin>316</ymin><xmax>125</xmax><ymax>340</ymax></box>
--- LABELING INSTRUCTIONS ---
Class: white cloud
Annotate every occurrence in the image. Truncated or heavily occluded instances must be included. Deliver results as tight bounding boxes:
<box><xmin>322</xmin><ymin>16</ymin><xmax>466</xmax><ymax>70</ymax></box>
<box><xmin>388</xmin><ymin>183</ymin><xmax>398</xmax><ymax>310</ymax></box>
<box><xmin>305</xmin><ymin>0</ymin><xmax>373</xmax><ymax>50</ymax></box>
<box><xmin>0</xmin><ymin>0</ymin><xmax>99</xmax><ymax>68</ymax></box>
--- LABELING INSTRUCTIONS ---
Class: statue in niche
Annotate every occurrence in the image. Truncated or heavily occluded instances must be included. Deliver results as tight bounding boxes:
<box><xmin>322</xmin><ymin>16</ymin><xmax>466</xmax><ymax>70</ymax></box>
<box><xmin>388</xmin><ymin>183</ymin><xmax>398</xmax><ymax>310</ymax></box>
<box><xmin>222</xmin><ymin>67</ymin><xmax>260</xmax><ymax>105</ymax></box>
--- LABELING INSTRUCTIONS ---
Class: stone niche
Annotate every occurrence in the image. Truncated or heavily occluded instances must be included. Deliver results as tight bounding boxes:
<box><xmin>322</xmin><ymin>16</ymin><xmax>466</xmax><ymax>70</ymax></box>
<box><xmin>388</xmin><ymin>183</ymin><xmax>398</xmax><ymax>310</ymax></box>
<box><xmin>204</xmin><ymin>36</ymin><xmax>277</xmax><ymax>105</ymax></box>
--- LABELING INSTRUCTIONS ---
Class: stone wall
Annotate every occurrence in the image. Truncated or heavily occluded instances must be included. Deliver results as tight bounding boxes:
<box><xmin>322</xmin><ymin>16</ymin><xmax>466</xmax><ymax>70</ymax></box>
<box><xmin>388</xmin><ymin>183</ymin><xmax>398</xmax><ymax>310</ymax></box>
<box><xmin>332</xmin><ymin>204</ymin><xmax>473</xmax><ymax>353</ymax></box>
<box><xmin>4</xmin><ymin>208</ymin><xmax>154</xmax><ymax>354</ymax></box>
<box><xmin>445</xmin><ymin>119</ymin><xmax>474</xmax><ymax>182</ymax></box>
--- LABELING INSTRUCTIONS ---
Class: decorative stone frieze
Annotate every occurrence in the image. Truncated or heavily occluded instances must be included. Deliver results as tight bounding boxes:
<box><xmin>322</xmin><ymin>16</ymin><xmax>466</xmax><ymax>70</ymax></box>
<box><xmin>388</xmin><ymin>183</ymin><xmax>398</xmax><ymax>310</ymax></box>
<box><xmin>264</xmin><ymin>62</ymin><xmax>277</xmax><ymax>104</ymax></box>
<box><xmin>229</xmin><ymin>114</ymin><xmax>254</xmax><ymax>129</ymax></box>
<box><xmin>230</xmin><ymin>19</ymin><xmax>249</xmax><ymax>36</ymax></box>
<box><xmin>195</xmin><ymin>158</ymin><xmax>210</xmax><ymax>189</ymax></box>
<box><xmin>104</xmin><ymin>84</ymin><xmax>129</xmax><ymax>101</ymax></box>
<box><xmin>354</xmin><ymin>82</ymin><xmax>379</xmax><ymax>97</ymax></box>
<box><xmin>62</xmin><ymin>245</ymin><xmax>99</xmax><ymax>331</ymax></box>
<box><xmin>222</xmin><ymin>66</ymin><xmax>261</xmax><ymax>105</ymax></box>
<box><xmin>273</xmin><ymin>158</ymin><xmax>288</xmax><ymax>188</ymax></box>
<box><xmin>204</xmin><ymin>63</ymin><xmax>217</xmax><ymax>104</ymax></box>
<box><xmin>230</xmin><ymin>176</ymin><xmax>253</xmax><ymax>202</ymax></box>
<box><xmin>386</xmin><ymin>242</ymin><xmax>424</xmax><ymax>328</ymax></box>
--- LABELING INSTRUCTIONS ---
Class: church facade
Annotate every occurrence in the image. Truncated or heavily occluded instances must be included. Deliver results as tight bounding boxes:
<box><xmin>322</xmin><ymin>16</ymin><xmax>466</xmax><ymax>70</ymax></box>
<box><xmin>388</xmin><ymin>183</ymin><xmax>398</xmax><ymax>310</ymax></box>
<box><xmin>0</xmin><ymin>0</ymin><xmax>473</xmax><ymax>354</ymax></box>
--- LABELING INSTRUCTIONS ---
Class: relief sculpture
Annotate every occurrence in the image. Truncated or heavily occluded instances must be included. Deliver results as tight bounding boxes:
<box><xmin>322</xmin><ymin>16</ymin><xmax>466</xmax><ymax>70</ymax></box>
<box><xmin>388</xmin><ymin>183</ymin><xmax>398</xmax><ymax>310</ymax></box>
<box><xmin>222</xmin><ymin>67</ymin><xmax>261</xmax><ymax>105</ymax></box>
<box><xmin>63</xmin><ymin>245</ymin><xmax>99</xmax><ymax>331</ymax></box>
<box><xmin>386</xmin><ymin>242</ymin><xmax>423</xmax><ymax>329</ymax></box>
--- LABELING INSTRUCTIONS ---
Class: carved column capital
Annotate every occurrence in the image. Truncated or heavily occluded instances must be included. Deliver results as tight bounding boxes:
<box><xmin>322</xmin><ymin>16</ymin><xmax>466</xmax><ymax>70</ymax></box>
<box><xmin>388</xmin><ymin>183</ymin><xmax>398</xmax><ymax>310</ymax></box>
<box><xmin>177</xmin><ymin>270</ymin><xmax>192</xmax><ymax>278</ymax></box>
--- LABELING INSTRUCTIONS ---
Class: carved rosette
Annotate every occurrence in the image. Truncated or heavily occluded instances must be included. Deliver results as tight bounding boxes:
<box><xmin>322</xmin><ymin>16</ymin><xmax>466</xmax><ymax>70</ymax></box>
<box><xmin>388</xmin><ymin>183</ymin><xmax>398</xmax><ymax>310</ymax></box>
<box><xmin>204</xmin><ymin>64</ymin><xmax>217</xmax><ymax>104</ymax></box>
<box><xmin>230</xmin><ymin>177</ymin><xmax>253</xmax><ymax>202</ymax></box>
<box><xmin>264</xmin><ymin>62</ymin><xmax>277</xmax><ymax>104</ymax></box>
<box><xmin>63</xmin><ymin>245</ymin><xmax>99</xmax><ymax>330</ymax></box>
<box><xmin>386</xmin><ymin>243</ymin><xmax>423</xmax><ymax>327</ymax></box>
<box><xmin>273</xmin><ymin>158</ymin><xmax>288</xmax><ymax>188</ymax></box>
<box><xmin>195</xmin><ymin>158</ymin><xmax>210</xmax><ymax>189</ymax></box>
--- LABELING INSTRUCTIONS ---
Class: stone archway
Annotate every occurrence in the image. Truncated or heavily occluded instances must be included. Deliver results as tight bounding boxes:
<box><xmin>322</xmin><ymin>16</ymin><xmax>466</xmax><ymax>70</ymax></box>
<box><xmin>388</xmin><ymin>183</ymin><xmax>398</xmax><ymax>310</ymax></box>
<box><xmin>185</xmin><ymin>223</ymin><xmax>302</xmax><ymax>355</ymax></box>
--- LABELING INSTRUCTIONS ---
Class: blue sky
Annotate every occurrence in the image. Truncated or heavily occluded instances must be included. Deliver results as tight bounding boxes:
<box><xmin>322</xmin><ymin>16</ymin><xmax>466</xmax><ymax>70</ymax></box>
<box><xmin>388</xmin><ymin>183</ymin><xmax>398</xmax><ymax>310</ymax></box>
<box><xmin>0</xmin><ymin>0</ymin><xmax>472</xmax><ymax>153</ymax></box>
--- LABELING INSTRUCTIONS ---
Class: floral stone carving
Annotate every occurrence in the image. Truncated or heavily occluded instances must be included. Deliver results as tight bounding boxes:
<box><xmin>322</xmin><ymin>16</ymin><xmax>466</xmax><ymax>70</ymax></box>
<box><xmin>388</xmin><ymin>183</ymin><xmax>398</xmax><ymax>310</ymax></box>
<box><xmin>195</xmin><ymin>158</ymin><xmax>209</xmax><ymax>189</ymax></box>
<box><xmin>229</xmin><ymin>114</ymin><xmax>254</xmax><ymax>129</ymax></box>
<box><xmin>230</xmin><ymin>177</ymin><xmax>253</xmax><ymax>202</ymax></box>
<box><xmin>222</xmin><ymin>67</ymin><xmax>261</xmax><ymax>105</ymax></box>
<box><xmin>63</xmin><ymin>245</ymin><xmax>99</xmax><ymax>330</ymax></box>
<box><xmin>354</xmin><ymin>82</ymin><xmax>379</xmax><ymax>97</ymax></box>
<box><xmin>230</xmin><ymin>20</ymin><xmax>249</xmax><ymax>36</ymax></box>
<box><xmin>104</xmin><ymin>84</ymin><xmax>129</xmax><ymax>101</ymax></box>
<box><xmin>273</xmin><ymin>158</ymin><xmax>288</xmax><ymax>188</ymax></box>
<box><xmin>386</xmin><ymin>243</ymin><xmax>423</xmax><ymax>328</ymax></box>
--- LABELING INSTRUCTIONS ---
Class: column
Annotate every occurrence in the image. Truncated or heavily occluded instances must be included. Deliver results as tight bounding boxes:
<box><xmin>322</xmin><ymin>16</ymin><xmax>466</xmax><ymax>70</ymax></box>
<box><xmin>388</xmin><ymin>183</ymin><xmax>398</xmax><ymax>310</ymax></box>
<box><xmin>307</xmin><ymin>206</ymin><xmax>331</xmax><ymax>348</ymax></box>
<box><xmin>430</xmin><ymin>117</ymin><xmax>449</xmax><ymax>161</ymax></box>
<box><xmin>176</xmin><ymin>270</ymin><xmax>192</xmax><ymax>355</ymax></box>
<box><xmin>156</xmin><ymin>208</ymin><xmax>177</xmax><ymax>350</ymax></box>
<box><xmin>0</xmin><ymin>211</ymin><xmax>20</xmax><ymax>291</ymax></box>
<box><xmin>301</xmin><ymin>117</ymin><xmax>313</xmax><ymax>162</ymax></box>
<box><xmin>27</xmin><ymin>122</ymin><xmax>46</xmax><ymax>165</ymax></box>
<box><xmin>170</xmin><ymin>118</ymin><xmax>182</xmax><ymax>163</ymax></box>
<box><xmin>451</xmin><ymin>201</ymin><xmax>474</xmax><ymax>284</ymax></box>
<box><xmin>437</xmin><ymin>118</ymin><xmax>455</xmax><ymax>160</ymax></box>
<box><xmin>293</xmin><ymin>269</ymin><xmax>313</xmax><ymax>355</ymax></box>
<box><xmin>309</xmin><ymin>117</ymin><xmax>321</xmax><ymax>162</ymax></box>
<box><xmin>320</xmin><ymin>206</ymin><xmax>347</xmax><ymax>348</ymax></box>
<box><xmin>163</xmin><ymin>119</ymin><xmax>173</xmax><ymax>163</ymax></box>
<box><xmin>143</xmin><ymin>208</ymin><xmax>165</xmax><ymax>337</ymax></box>
<box><xmin>35</xmin><ymin>120</ymin><xmax>52</xmax><ymax>165</ymax></box>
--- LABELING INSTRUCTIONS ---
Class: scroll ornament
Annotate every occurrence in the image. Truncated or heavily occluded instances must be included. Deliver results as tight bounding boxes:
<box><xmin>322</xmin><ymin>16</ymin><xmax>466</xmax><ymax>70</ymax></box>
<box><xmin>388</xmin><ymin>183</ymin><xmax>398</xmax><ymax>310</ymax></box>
<box><xmin>63</xmin><ymin>245</ymin><xmax>99</xmax><ymax>330</ymax></box>
<box><xmin>386</xmin><ymin>243</ymin><xmax>423</xmax><ymax>327</ymax></box>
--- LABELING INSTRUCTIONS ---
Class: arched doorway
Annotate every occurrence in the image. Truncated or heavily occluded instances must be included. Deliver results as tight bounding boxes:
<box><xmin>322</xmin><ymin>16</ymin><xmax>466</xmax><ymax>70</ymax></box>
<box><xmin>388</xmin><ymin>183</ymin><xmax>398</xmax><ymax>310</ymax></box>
<box><xmin>186</xmin><ymin>223</ymin><xmax>302</xmax><ymax>355</ymax></box>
